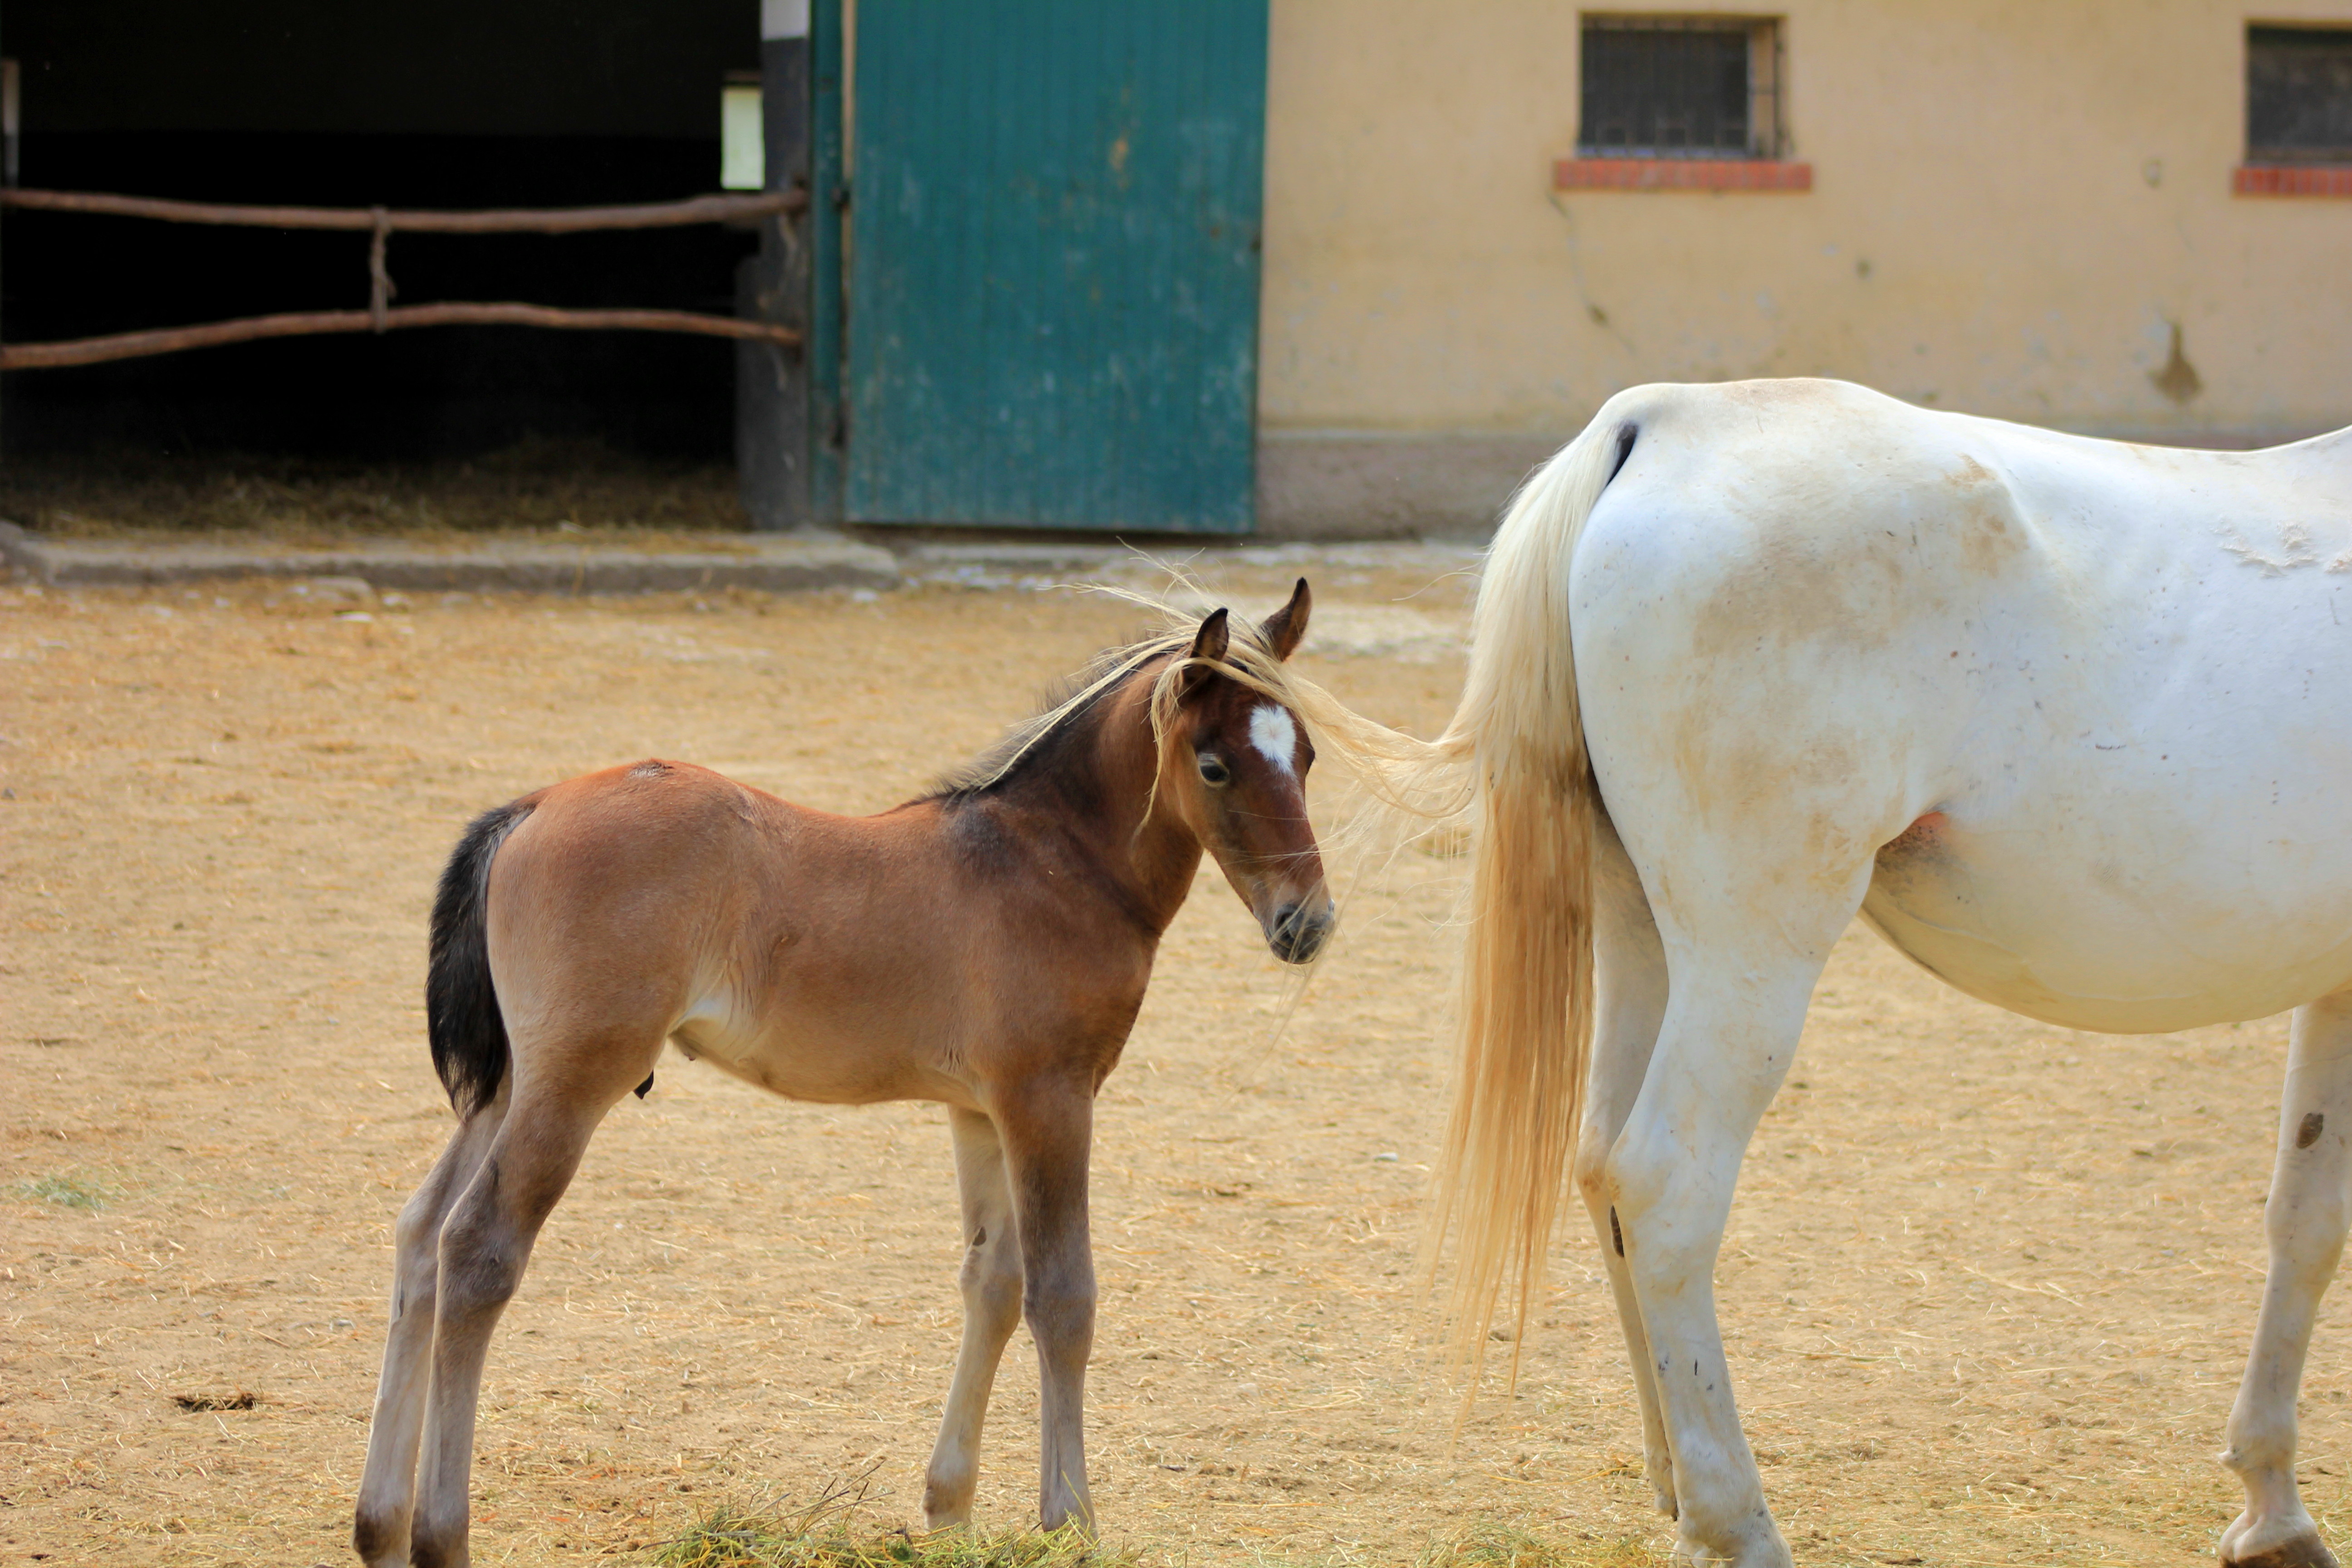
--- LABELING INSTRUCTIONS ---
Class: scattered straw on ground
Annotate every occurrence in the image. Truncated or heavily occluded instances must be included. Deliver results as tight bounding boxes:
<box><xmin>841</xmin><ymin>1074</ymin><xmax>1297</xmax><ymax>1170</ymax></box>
<box><xmin>3</xmin><ymin>559</ymin><xmax>2345</xmax><ymax>1567</ymax></box>
<box><xmin>650</xmin><ymin>1482</ymin><xmax>1658</xmax><ymax>1568</ymax></box>
<box><xmin>0</xmin><ymin>436</ymin><xmax>749</xmax><ymax>542</ymax></box>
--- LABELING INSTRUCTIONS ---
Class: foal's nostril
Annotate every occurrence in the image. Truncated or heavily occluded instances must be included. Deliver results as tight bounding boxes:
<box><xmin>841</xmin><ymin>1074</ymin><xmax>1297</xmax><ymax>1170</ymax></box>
<box><xmin>1268</xmin><ymin>900</ymin><xmax>1333</xmax><ymax>965</ymax></box>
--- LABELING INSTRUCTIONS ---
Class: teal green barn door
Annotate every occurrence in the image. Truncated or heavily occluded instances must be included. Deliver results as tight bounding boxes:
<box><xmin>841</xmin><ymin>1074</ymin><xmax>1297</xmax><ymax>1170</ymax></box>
<box><xmin>846</xmin><ymin>0</ymin><xmax>1267</xmax><ymax>532</ymax></box>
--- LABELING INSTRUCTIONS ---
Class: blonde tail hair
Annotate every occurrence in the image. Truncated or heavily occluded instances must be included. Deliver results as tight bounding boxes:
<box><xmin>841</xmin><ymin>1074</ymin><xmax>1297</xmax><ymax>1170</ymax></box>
<box><xmin>1426</xmin><ymin>419</ymin><xmax>1622</xmax><ymax>1392</ymax></box>
<box><xmin>1078</xmin><ymin>460</ymin><xmax>1622</xmax><ymax>1394</ymax></box>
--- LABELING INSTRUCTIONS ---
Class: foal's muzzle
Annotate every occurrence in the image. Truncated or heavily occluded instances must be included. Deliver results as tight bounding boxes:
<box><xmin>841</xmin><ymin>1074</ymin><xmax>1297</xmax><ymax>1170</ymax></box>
<box><xmin>1266</xmin><ymin>898</ymin><xmax>1335</xmax><ymax>965</ymax></box>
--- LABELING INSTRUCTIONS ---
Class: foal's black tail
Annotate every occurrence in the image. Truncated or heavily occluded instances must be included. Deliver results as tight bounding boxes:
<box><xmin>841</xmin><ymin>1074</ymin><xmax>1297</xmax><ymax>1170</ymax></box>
<box><xmin>426</xmin><ymin>798</ymin><xmax>534</xmax><ymax>1118</ymax></box>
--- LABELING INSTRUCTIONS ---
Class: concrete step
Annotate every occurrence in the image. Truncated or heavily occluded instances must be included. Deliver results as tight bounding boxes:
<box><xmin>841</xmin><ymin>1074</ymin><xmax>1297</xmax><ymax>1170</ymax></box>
<box><xmin>0</xmin><ymin>520</ymin><xmax>900</xmax><ymax>595</ymax></box>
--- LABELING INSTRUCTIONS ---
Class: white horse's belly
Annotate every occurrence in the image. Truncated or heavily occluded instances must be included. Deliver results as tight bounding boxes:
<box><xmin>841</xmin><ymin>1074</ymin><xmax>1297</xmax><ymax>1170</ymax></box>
<box><xmin>1861</xmin><ymin>807</ymin><xmax>2352</xmax><ymax>1032</ymax></box>
<box><xmin>1562</xmin><ymin>380</ymin><xmax>2352</xmax><ymax>1035</ymax></box>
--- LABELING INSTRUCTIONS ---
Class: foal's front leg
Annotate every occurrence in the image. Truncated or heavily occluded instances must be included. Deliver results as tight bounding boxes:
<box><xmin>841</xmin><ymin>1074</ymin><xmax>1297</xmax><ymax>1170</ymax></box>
<box><xmin>2221</xmin><ymin>987</ymin><xmax>2352</xmax><ymax>1568</ymax></box>
<box><xmin>924</xmin><ymin>1107</ymin><xmax>1025</xmax><ymax>1528</ymax></box>
<box><xmin>999</xmin><ymin>1080</ymin><xmax>1098</xmax><ymax>1531</ymax></box>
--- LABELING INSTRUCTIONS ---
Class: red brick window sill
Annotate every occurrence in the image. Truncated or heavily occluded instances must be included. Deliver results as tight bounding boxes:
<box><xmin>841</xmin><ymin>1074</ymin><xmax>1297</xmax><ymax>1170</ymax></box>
<box><xmin>2234</xmin><ymin>164</ymin><xmax>2352</xmax><ymax>196</ymax></box>
<box><xmin>1554</xmin><ymin>157</ymin><xmax>1813</xmax><ymax>192</ymax></box>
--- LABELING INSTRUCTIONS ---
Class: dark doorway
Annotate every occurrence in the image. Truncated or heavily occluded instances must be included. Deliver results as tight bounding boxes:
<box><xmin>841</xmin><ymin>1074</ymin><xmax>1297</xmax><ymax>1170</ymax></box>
<box><xmin>2</xmin><ymin>1</ymin><xmax>760</xmax><ymax>463</ymax></box>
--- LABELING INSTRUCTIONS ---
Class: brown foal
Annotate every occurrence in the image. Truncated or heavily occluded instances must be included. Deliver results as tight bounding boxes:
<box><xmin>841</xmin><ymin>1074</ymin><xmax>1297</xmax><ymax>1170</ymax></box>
<box><xmin>354</xmin><ymin>583</ymin><xmax>1335</xmax><ymax>1567</ymax></box>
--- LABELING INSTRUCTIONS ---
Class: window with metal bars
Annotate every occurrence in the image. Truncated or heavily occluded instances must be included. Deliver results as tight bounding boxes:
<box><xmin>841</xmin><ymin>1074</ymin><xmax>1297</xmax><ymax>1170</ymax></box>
<box><xmin>2249</xmin><ymin>26</ymin><xmax>2352</xmax><ymax>162</ymax></box>
<box><xmin>1578</xmin><ymin>16</ymin><xmax>1783</xmax><ymax>159</ymax></box>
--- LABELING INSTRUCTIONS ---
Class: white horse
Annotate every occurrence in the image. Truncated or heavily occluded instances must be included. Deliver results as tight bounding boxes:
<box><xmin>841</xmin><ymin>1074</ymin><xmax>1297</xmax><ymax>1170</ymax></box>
<box><xmin>1414</xmin><ymin>378</ymin><xmax>2352</xmax><ymax>1567</ymax></box>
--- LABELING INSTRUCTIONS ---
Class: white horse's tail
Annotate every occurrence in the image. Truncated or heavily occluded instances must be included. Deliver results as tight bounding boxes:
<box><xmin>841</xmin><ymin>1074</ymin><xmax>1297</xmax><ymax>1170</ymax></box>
<box><xmin>1427</xmin><ymin>416</ymin><xmax>1624</xmax><ymax>1389</ymax></box>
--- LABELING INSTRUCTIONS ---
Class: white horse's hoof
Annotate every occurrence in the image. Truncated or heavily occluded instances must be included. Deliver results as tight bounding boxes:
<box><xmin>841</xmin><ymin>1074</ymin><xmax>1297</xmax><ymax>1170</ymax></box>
<box><xmin>1672</xmin><ymin>1517</ymin><xmax>1793</xmax><ymax>1568</ymax></box>
<box><xmin>2222</xmin><ymin>1508</ymin><xmax>2341</xmax><ymax>1568</ymax></box>
<box><xmin>2223</xmin><ymin>1535</ymin><xmax>2341</xmax><ymax>1568</ymax></box>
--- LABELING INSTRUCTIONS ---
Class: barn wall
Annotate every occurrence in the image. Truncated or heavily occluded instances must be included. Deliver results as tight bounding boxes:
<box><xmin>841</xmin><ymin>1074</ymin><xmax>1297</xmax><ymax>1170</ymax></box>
<box><xmin>1255</xmin><ymin>0</ymin><xmax>2352</xmax><ymax>537</ymax></box>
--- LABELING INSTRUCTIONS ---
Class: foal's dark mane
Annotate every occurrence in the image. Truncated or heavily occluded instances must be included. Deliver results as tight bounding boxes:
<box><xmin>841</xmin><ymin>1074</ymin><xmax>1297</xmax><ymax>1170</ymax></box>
<box><xmin>923</xmin><ymin>632</ymin><xmax>1187</xmax><ymax>807</ymax></box>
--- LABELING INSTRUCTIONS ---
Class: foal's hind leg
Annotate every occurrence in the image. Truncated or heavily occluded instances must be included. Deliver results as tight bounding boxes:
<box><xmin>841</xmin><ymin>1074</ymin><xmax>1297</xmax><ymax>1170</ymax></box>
<box><xmin>1573</xmin><ymin>810</ymin><xmax>1677</xmax><ymax>1519</ymax></box>
<box><xmin>408</xmin><ymin>1050</ymin><xmax>652</xmax><ymax>1568</ymax></box>
<box><xmin>2221</xmin><ymin>987</ymin><xmax>2352</xmax><ymax>1568</ymax></box>
<box><xmin>353</xmin><ymin>1095</ymin><xmax>506</xmax><ymax>1568</ymax></box>
<box><xmin>923</xmin><ymin>1107</ymin><xmax>1025</xmax><ymax>1528</ymax></box>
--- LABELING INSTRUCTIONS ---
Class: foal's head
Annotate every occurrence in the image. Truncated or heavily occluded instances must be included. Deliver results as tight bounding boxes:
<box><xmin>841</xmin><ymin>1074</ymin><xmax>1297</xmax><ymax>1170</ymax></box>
<box><xmin>1153</xmin><ymin>579</ymin><xmax>1334</xmax><ymax>965</ymax></box>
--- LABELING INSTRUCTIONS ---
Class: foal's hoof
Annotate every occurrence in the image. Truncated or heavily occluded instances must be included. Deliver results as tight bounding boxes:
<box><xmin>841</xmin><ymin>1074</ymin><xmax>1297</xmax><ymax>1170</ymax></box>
<box><xmin>921</xmin><ymin>1479</ymin><xmax>975</xmax><ymax>1532</ymax></box>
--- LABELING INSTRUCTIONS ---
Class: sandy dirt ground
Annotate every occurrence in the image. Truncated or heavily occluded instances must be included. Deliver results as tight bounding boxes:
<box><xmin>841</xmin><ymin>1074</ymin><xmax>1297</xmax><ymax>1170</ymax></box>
<box><xmin>4</xmin><ymin>557</ymin><xmax>2348</xmax><ymax>1568</ymax></box>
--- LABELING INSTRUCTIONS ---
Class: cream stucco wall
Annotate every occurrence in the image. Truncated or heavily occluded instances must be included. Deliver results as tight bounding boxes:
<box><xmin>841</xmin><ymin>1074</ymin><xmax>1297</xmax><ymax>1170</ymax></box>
<box><xmin>1258</xmin><ymin>0</ymin><xmax>2352</xmax><ymax>449</ymax></box>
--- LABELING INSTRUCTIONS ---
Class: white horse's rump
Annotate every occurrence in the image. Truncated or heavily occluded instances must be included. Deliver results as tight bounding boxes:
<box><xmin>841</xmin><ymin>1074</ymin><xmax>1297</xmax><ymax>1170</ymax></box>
<box><xmin>1440</xmin><ymin>379</ymin><xmax>2352</xmax><ymax>1567</ymax></box>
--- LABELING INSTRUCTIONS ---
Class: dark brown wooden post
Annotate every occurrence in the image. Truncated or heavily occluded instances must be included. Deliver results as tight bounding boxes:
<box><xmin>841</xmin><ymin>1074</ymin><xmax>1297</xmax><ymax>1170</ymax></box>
<box><xmin>735</xmin><ymin>0</ymin><xmax>813</xmax><ymax>530</ymax></box>
<box><xmin>2</xmin><ymin>22</ymin><xmax>13</xmax><ymax>456</ymax></box>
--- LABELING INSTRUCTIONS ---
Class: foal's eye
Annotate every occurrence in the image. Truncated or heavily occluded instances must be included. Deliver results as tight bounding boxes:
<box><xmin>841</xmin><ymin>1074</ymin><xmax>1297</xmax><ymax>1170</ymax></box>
<box><xmin>1197</xmin><ymin>754</ymin><xmax>1231</xmax><ymax>787</ymax></box>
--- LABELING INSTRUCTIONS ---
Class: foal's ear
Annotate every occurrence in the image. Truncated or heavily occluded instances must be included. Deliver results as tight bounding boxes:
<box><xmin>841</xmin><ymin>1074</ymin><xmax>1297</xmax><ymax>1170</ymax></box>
<box><xmin>1190</xmin><ymin>607</ymin><xmax>1230</xmax><ymax>664</ymax></box>
<box><xmin>1261</xmin><ymin>577</ymin><xmax>1312</xmax><ymax>662</ymax></box>
<box><xmin>1181</xmin><ymin>608</ymin><xmax>1231</xmax><ymax>701</ymax></box>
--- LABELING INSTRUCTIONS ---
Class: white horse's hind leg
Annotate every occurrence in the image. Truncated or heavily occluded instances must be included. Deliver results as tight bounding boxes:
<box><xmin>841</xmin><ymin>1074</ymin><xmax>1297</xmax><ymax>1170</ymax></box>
<box><xmin>1609</xmin><ymin>958</ymin><xmax>1823</xmax><ymax>1568</ymax></box>
<box><xmin>2221</xmin><ymin>988</ymin><xmax>2352</xmax><ymax>1568</ymax></box>
<box><xmin>1599</xmin><ymin>869</ymin><xmax>1859</xmax><ymax>1568</ymax></box>
<box><xmin>353</xmin><ymin>1096</ymin><xmax>505</xmax><ymax>1568</ymax></box>
<box><xmin>1575</xmin><ymin>810</ymin><xmax>1677</xmax><ymax>1518</ymax></box>
<box><xmin>924</xmin><ymin>1107</ymin><xmax>1025</xmax><ymax>1528</ymax></box>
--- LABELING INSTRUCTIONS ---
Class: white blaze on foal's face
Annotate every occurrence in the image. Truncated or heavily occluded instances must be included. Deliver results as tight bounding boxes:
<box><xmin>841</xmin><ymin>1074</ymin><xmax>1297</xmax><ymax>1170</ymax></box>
<box><xmin>1248</xmin><ymin>703</ymin><xmax>1298</xmax><ymax>777</ymax></box>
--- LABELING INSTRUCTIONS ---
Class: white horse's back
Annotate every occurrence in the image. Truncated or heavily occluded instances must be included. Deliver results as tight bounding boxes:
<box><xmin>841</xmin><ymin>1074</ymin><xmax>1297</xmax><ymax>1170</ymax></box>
<box><xmin>1573</xmin><ymin>379</ymin><xmax>2352</xmax><ymax>1032</ymax></box>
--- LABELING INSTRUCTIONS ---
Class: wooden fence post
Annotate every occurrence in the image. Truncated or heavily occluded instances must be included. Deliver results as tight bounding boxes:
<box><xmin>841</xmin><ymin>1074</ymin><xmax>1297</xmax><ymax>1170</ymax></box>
<box><xmin>807</xmin><ymin>0</ymin><xmax>846</xmax><ymax>525</ymax></box>
<box><xmin>737</xmin><ymin>0</ymin><xmax>814</xmax><ymax>531</ymax></box>
<box><xmin>2</xmin><ymin>21</ymin><xmax>12</xmax><ymax>458</ymax></box>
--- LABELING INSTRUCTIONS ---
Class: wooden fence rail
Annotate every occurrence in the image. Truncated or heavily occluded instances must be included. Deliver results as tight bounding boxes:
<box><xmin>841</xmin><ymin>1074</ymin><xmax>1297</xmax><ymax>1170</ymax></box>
<box><xmin>0</xmin><ymin>186</ymin><xmax>804</xmax><ymax>233</ymax></box>
<box><xmin>0</xmin><ymin>187</ymin><xmax>807</xmax><ymax>370</ymax></box>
